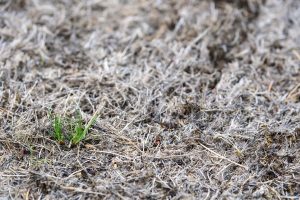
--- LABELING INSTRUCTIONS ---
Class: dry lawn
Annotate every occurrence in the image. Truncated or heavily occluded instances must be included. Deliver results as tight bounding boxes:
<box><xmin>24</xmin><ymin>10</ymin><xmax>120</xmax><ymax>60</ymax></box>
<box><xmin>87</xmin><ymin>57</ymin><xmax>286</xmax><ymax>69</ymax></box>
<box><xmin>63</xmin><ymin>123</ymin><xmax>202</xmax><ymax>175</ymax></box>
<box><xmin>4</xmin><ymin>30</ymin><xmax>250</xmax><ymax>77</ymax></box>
<box><xmin>0</xmin><ymin>0</ymin><xmax>300</xmax><ymax>199</ymax></box>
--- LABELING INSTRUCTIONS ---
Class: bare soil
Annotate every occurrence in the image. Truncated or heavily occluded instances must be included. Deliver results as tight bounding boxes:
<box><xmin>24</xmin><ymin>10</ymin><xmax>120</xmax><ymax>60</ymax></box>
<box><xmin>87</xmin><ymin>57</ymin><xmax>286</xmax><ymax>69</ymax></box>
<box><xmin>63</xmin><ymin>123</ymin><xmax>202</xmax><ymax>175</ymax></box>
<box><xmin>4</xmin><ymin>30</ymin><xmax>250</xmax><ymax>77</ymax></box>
<box><xmin>0</xmin><ymin>0</ymin><xmax>299</xmax><ymax>199</ymax></box>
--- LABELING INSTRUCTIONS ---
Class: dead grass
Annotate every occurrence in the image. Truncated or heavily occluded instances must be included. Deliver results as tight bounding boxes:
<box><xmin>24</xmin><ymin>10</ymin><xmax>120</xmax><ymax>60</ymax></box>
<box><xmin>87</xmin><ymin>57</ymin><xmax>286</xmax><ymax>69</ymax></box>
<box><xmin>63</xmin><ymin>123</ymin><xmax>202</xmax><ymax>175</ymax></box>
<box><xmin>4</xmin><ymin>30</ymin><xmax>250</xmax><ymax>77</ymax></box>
<box><xmin>0</xmin><ymin>0</ymin><xmax>299</xmax><ymax>199</ymax></box>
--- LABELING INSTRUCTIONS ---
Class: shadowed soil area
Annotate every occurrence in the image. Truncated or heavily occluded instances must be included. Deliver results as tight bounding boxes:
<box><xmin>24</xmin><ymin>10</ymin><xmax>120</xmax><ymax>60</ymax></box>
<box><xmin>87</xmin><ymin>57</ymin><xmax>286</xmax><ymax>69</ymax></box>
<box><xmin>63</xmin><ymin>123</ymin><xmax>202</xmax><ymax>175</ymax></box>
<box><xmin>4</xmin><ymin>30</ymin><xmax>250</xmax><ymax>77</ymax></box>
<box><xmin>0</xmin><ymin>0</ymin><xmax>299</xmax><ymax>199</ymax></box>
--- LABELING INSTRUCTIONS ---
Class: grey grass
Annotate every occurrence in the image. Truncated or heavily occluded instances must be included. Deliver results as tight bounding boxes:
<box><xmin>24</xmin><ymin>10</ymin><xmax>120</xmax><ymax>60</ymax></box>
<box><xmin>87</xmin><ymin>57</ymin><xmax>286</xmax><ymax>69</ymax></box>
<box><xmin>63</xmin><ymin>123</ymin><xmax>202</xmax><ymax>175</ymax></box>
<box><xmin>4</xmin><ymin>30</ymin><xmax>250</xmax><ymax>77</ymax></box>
<box><xmin>1</xmin><ymin>0</ymin><xmax>299</xmax><ymax>199</ymax></box>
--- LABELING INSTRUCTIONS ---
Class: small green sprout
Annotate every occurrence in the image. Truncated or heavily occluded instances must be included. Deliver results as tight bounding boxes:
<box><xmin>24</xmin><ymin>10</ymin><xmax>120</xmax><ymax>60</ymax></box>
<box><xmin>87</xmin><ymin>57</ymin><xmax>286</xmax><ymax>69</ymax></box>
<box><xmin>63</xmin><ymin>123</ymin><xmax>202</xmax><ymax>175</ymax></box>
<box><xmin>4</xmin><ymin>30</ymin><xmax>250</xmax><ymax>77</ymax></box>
<box><xmin>49</xmin><ymin>109</ymin><xmax>99</xmax><ymax>146</ymax></box>
<box><xmin>48</xmin><ymin>109</ymin><xmax>64</xmax><ymax>143</ymax></box>
<box><xmin>53</xmin><ymin>115</ymin><xmax>64</xmax><ymax>143</ymax></box>
<box><xmin>71</xmin><ymin>111</ymin><xmax>99</xmax><ymax>145</ymax></box>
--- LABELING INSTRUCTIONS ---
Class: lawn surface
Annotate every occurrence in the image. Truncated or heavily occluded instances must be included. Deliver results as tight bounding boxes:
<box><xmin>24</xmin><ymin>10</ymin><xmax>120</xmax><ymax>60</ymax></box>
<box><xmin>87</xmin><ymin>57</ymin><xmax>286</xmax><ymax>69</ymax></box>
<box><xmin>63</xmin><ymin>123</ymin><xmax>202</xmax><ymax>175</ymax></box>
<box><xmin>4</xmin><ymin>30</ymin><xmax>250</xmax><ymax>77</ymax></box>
<box><xmin>0</xmin><ymin>0</ymin><xmax>299</xmax><ymax>199</ymax></box>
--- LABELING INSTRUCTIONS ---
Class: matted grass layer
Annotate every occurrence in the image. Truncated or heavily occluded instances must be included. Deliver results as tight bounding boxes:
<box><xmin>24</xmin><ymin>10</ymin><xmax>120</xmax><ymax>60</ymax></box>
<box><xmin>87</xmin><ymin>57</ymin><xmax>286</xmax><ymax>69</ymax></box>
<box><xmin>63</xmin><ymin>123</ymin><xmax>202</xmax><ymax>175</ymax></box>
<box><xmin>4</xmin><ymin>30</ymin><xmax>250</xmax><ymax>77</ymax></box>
<box><xmin>0</xmin><ymin>0</ymin><xmax>299</xmax><ymax>199</ymax></box>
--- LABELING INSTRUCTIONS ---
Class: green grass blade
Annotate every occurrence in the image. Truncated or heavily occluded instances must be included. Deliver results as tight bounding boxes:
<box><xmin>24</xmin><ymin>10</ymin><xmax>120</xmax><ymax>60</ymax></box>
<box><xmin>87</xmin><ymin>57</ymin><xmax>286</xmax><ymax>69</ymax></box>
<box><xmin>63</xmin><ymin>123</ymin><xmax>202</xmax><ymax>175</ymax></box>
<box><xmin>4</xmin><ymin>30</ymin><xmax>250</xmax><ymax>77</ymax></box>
<box><xmin>53</xmin><ymin>116</ymin><xmax>64</xmax><ymax>142</ymax></box>
<box><xmin>83</xmin><ymin>112</ymin><xmax>99</xmax><ymax>137</ymax></box>
<box><xmin>71</xmin><ymin>111</ymin><xmax>99</xmax><ymax>145</ymax></box>
<box><xmin>71</xmin><ymin>111</ymin><xmax>84</xmax><ymax>144</ymax></box>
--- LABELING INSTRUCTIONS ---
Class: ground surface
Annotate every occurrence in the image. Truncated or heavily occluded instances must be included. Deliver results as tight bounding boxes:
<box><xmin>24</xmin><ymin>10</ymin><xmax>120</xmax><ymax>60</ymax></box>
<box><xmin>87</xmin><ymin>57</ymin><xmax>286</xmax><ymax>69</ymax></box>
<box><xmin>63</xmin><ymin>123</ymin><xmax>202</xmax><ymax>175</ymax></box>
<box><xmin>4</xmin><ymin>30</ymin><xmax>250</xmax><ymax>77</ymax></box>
<box><xmin>0</xmin><ymin>0</ymin><xmax>299</xmax><ymax>199</ymax></box>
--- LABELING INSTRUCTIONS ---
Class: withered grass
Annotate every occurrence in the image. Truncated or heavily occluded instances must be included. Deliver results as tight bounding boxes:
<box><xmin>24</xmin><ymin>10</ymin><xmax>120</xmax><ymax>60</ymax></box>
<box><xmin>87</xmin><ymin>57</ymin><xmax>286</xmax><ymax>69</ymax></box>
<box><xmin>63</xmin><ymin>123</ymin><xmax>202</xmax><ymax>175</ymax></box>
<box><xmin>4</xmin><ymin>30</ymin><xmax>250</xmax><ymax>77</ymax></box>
<box><xmin>0</xmin><ymin>0</ymin><xmax>299</xmax><ymax>199</ymax></box>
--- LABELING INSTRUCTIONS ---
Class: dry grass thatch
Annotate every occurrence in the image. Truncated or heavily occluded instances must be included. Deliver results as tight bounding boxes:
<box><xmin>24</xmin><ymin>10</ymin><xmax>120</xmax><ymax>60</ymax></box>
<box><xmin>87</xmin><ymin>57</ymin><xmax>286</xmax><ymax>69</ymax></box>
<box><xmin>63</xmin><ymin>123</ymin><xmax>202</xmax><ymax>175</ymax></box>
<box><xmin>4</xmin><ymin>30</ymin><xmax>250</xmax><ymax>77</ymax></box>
<box><xmin>0</xmin><ymin>0</ymin><xmax>299</xmax><ymax>199</ymax></box>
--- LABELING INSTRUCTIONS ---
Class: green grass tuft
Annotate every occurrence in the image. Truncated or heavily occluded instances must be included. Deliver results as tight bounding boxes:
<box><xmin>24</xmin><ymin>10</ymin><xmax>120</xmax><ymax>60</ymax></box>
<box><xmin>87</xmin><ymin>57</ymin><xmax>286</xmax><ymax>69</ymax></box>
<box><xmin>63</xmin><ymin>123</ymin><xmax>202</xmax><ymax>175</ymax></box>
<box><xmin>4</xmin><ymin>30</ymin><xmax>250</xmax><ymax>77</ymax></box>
<box><xmin>71</xmin><ymin>111</ymin><xmax>99</xmax><ymax>145</ymax></box>
<box><xmin>50</xmin><ymin>109</ymin><xmax>99</xmax><ymax>145</ymax></box>
<box><xmin>53</xmin><ymin>116</ymin><xmax>64</xmax><ymax>142</ymax></box>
